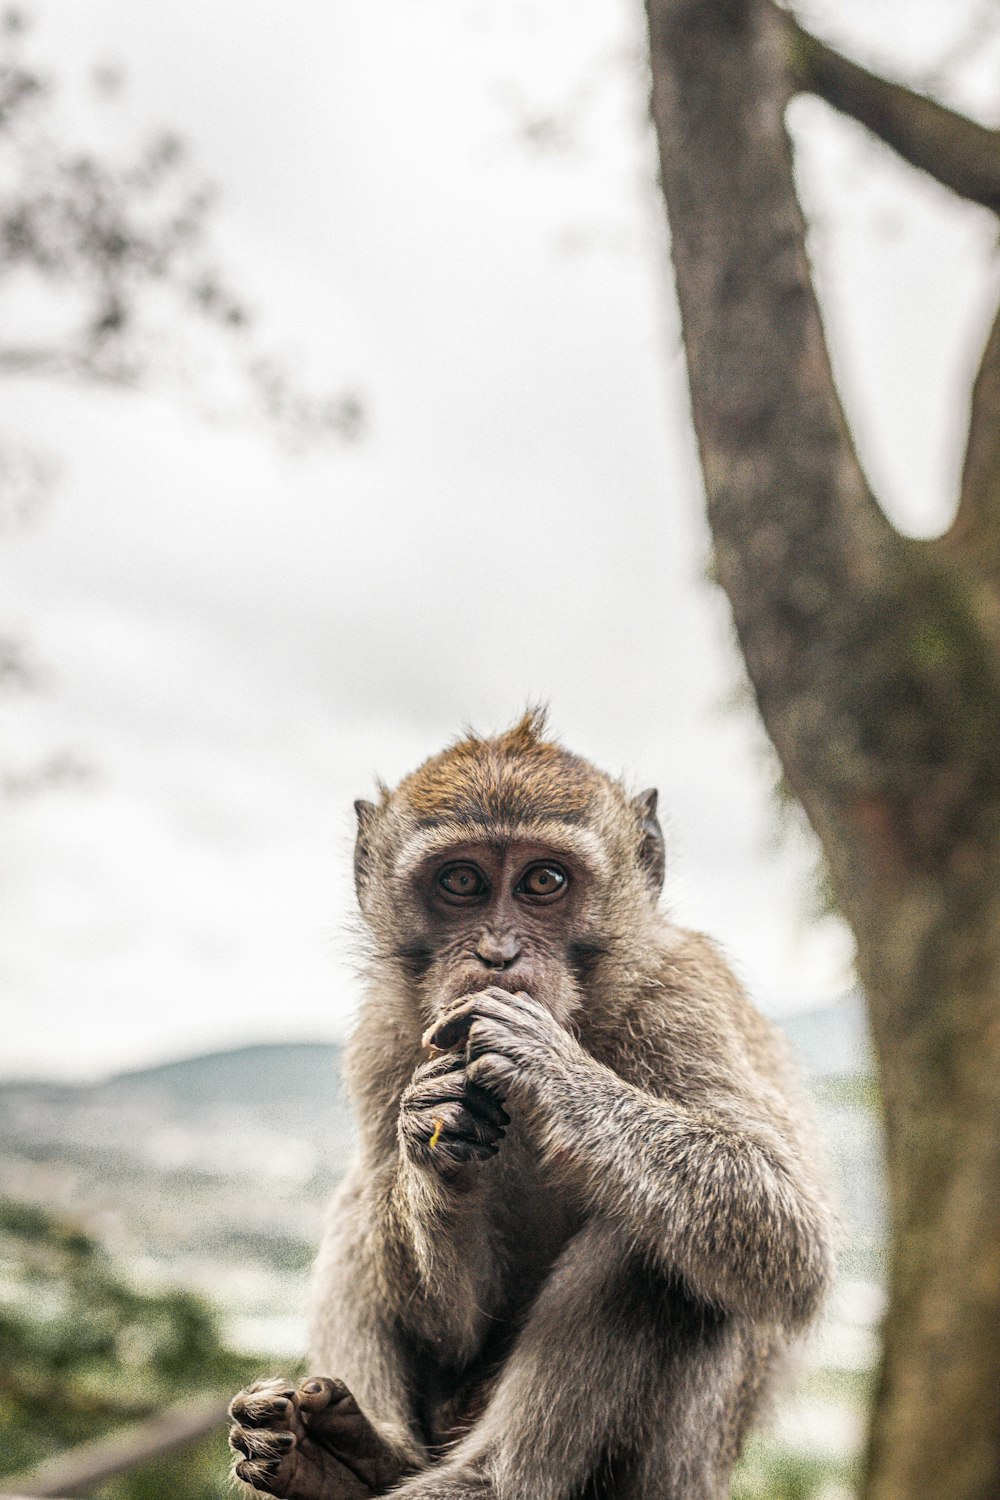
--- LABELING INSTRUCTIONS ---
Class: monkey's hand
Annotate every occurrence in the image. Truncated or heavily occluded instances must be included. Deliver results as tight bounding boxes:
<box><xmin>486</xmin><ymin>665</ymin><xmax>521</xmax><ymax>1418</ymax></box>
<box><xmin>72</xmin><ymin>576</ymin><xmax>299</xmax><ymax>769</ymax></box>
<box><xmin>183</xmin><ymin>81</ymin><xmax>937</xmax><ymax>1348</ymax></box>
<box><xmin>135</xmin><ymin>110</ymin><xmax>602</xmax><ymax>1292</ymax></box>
<box><xmin>424</xmin><ymin>987</ymin><xmax>583</xmax><ymax>1104</ymax></box>
<box><xmin>229</xmin><ymin>1375</ymin><xmax>409</xmax><ymax>1499</ymax></box>
<box><xmin>398</xmin><ymin>1049</ymin><xmax>509</xmax><ymax>1180</ymax></box>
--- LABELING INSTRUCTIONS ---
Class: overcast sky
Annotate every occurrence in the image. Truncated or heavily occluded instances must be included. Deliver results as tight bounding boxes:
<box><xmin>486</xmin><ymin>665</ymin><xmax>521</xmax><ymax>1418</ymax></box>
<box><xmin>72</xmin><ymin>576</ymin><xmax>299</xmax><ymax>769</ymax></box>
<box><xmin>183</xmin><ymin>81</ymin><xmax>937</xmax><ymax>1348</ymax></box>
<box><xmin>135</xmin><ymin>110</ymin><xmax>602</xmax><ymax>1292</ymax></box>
<box><xmin>3</xmin><ymin>0</ymin><xmax>998</xmax><ymax>1080</ymax></box>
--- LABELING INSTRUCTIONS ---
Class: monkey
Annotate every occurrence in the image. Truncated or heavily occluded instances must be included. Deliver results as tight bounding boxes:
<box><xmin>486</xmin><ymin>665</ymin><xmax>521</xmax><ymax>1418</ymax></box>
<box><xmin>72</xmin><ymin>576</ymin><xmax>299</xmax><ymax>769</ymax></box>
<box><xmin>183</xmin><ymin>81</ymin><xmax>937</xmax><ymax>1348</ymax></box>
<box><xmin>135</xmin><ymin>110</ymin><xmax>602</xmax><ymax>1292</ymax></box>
<box><xmin>229</xmin><ymin>710</ymin><xmax>836</xmax><ymax>1500</ymax></box>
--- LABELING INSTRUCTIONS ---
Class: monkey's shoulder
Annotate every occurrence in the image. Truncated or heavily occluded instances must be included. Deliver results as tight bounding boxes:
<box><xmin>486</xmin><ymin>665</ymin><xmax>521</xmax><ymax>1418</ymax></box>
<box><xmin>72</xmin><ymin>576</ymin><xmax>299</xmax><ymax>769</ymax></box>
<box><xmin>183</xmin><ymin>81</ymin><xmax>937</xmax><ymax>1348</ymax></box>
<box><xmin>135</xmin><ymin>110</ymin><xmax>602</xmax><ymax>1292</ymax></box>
<box><xmin>588</xmin><ymin>921</ymin><xmax>802</xmax><ymax>1105</ymax></box>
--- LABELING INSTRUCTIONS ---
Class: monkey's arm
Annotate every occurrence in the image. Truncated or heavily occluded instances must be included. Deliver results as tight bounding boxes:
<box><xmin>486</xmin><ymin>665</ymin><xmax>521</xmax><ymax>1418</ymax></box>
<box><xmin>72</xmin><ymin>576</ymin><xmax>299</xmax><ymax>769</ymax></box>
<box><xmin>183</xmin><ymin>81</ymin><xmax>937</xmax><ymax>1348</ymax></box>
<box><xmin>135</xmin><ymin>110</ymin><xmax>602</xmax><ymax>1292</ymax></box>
<box><xmin>429</xmin><ymin>989</ymin><xmax>835</xmax><ymax>1328</ymax></box>
<box><xmin>539</xmin><ymin>1064</ymin><xmax>833</xmax><ymax>1327</ymax></box>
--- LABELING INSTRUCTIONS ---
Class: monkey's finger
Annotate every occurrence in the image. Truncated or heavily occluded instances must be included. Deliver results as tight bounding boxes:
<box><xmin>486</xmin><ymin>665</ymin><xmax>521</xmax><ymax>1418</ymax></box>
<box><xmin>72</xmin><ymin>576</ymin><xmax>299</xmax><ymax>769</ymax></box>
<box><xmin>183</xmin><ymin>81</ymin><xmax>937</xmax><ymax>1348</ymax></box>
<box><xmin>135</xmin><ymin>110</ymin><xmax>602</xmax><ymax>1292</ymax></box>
<box><xmin>424</xmin><ymin>1000</ymin><xmax>500</xmax><ymax>1051</ymax></box>
<box><xmin>462</xmin><ymin>1080</ymin><xmax>511</xmax><ymax>1128</ymax></box>
<box><xmin>481</xmin><ymin>985</ymin><xmax>551</xmax><ymax>1021</ymax></box>
<box><xmin>411</xmin><ymin>1100</ymin><xmax>503</xmax><ymax>1146</ymax></box>
<box><xmin>412</xmin><ymin>1048</ymin><xmax>465</xmax><ymax>1082</ymax></box>
<box><xmin>422</xmin><ymin>1006</ymin><xmax>476</xmax><ymax>1052</ymax></box>
<box><xmin>409</xmin><ymin>1119</ymin><xmax>502</xmax><ymax>1158</ymax></box>
<box><xmin>232</xmin><ymin>1451</ymin><xmax>302</xmax><ymax>1499</ymax></box>
<box><xmin>234</xmin><ymin>1455</ymin><xmax>281</xmax><ymax>1492</ymax></box>
<box><xmin>426</xmin><ymin>990</ymin><xmax>540</xmax><ymax>1053</ymax></box>
<box><xmin>466</xmin><ymin>1052</ymin><xmax>520</xmax><ymax>1098</ymax></box>
<box><xmin>230</xmin><ymin>1381</ymin><xmax>297</xmax><ymax>1428</ymax></box>
<box><xmin>296</xmin><ymin>1376</ymin><xmax>352</xmax><ymax>1414</ymax></box>
<box><xmin>405</xmin><ymin>1072</ymin><xmax>468</xmax><ymax>1109</ymax></box>
<box><xmin>239</xmin><ymin>1377</ymin><xmax>297</xmax><ymax>1398</ymax></box>
<box><xmin>230</xmin><ymin>1425</ymin><xmax>296</xmax><ymax>1462</ymax></box>
<box><xmin>465</xmin><ymin>1015</ymin><xmax>528</xmax><ymax>1065</ymax></box>
<box><xmin>439</xmin><ymin>1134</ymin><xmax>501</xmax><ymax>1161</ymax></box>
<box><xmin>407</xmin><ymin>1079</ymin><xmax>508</xmax><ymax>1129</ymax></box>
<box><xmin>446</xmin><ymin>1100</ymin><xmax>505</xmax><ymax>1143</ymax></box>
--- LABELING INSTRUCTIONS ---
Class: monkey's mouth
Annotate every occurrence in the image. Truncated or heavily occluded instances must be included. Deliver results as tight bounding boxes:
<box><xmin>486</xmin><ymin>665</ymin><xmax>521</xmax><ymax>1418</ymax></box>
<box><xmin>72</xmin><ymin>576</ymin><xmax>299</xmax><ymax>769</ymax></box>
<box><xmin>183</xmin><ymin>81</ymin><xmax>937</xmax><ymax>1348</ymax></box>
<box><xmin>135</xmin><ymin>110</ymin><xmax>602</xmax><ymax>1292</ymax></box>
<box><xmin>441</xmin><ymin>968</ymin><xmax>539</xmax><ymax>1005</ymax></box>
<box><xmin>420</xmin><ymin>970</ymin><xmax>580</xmax><ymax>1036</ymax></box>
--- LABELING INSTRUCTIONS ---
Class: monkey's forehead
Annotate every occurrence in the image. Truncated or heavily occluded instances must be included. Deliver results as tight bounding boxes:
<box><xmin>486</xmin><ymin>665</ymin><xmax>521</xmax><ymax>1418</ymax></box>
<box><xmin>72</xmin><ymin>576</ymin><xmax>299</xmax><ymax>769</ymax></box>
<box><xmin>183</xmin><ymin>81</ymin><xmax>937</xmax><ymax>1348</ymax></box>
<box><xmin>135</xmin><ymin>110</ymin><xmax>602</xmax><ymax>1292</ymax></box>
<box><xmin>390</xmin><ymin>820</ymin><xmax>612</xmax><ymax>882</ymax></box>
<box><xmin>397</xmin><ymin>743</ymin><xmax>602</xmax><ymax>828</ymax></box>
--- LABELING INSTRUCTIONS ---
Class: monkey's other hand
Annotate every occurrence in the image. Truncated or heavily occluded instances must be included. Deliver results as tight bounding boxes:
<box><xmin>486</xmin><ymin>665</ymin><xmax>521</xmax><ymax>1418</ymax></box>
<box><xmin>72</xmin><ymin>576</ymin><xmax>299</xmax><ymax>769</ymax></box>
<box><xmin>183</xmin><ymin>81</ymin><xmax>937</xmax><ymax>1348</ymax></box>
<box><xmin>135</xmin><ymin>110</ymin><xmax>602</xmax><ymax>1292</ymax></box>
<box><xmin>229</xmin><ymin>1375</ymin><xmax>406</xmax><ymax>1499</ymax></box>
<box><xmin>424</xmin><ymin>987</ymin><xmax>585</xmax><ymax>1103</ymax></box>
<box><xmin>398</xmin><ymin>1049</ymin><xmax>509</xmax><ymax>1180</ymax></box>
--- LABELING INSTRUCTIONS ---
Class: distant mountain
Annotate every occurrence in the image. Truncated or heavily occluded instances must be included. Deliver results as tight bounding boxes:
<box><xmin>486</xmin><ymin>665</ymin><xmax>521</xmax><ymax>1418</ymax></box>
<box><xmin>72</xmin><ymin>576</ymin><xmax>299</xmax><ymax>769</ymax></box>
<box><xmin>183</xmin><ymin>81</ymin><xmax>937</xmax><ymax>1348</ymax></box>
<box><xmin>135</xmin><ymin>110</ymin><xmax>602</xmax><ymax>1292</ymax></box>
<box><xmin>2</xmin><ymin>1040</ymin><xmax>345</xmax><ymax>1108</ymax></box>
<box><xmin>106</xmin><ymin>1041</ymin><xmax>347</xmax><ymax>1113</ymax></box>
<box><xmin>0</xmin><ymin>1040</ymin><xmax>355</xmax><ymax>1183</ymax></box>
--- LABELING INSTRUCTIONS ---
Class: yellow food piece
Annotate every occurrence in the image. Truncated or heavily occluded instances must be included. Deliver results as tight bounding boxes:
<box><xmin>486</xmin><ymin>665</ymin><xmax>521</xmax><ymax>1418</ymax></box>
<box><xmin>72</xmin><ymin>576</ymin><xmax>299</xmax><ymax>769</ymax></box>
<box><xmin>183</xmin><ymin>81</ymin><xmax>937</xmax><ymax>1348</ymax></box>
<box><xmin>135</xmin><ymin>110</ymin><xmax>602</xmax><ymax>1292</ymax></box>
<box><xmin>429</xmin><ymin>1118</ymin><xmax>444</xmax><ymax>1150</ymax></box>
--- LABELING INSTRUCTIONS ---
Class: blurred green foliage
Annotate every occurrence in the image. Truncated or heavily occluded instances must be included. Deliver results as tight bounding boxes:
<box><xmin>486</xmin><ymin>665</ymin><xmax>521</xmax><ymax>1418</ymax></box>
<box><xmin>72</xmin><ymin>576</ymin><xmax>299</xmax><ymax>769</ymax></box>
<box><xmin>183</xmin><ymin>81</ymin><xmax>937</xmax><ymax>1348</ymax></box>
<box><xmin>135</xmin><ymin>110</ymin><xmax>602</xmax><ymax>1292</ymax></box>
<box><xmin>733</xmin><ymin>1432</ymin><xmax>859</xmax><ymax>1500</ymax></box>
<box><xmin>0</xmin><ymin>1196</ymin><xmax>260</xmax><ymax>1499</ymax></box>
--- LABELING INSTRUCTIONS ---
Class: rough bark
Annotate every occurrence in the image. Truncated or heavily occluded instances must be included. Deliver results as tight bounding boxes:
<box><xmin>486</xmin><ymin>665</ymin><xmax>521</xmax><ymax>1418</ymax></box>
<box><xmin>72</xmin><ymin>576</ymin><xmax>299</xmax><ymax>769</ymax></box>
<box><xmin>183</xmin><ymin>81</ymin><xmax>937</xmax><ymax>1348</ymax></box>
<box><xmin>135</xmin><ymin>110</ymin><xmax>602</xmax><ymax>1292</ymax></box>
<box><xmin>952</xmin><ymin>299</ymin><xmax>1000</xmax><ymax>579</ymax></box>
<box><xmin>642</xmin><ymin>2</ymin><xmax>1000</xmax><ymax>1498</ymax></box>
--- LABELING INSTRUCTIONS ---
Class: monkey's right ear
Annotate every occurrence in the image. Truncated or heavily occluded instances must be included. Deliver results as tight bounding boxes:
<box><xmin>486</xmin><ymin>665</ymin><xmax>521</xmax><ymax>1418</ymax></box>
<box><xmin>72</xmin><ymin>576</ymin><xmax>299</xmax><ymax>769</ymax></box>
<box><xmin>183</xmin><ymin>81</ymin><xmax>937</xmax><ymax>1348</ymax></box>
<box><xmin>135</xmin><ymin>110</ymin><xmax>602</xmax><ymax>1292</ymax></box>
<box><xmin>353</xmin><ymin>799</ymin><xmax>377</xmax><ymax>907</ymax></box>
<box><xmin>633</xmin><ymin>788</ymin><xmax>665</xmax><ymax>896</ymax></box>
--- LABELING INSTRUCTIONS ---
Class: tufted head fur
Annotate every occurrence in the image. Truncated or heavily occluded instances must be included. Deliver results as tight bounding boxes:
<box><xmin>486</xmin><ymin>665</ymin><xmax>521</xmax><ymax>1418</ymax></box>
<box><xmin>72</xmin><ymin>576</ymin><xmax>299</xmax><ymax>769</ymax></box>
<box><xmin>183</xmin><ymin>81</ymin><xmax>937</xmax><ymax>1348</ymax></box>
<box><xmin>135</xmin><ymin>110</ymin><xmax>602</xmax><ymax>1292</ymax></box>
<box><xmin>395</xmin><ymin>707</ymin><xmax>600</xmax><ymax>829</ymax></box>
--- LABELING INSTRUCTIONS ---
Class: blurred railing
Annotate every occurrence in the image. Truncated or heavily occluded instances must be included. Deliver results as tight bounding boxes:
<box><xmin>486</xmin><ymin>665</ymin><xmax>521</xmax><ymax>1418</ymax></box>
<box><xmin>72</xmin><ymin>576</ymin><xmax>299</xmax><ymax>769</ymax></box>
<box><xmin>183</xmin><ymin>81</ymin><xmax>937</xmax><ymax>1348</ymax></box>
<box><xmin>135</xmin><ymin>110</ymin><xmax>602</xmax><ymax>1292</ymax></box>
<box><xmin>1</xmin><ymin>1393</ymin><xmax>229</xmax><ymax>1498</ymax></box>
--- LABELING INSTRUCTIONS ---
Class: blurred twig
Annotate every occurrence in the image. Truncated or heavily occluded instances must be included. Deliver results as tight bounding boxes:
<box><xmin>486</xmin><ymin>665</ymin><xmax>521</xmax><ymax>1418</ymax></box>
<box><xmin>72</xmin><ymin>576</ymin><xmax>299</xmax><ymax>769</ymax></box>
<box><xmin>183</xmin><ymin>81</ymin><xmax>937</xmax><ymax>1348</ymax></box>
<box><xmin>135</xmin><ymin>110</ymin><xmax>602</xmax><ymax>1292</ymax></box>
<box><xmin>1</xmin><ymin>1395</ymin><xmax>230</xmax><ymax>1497</ymax></box>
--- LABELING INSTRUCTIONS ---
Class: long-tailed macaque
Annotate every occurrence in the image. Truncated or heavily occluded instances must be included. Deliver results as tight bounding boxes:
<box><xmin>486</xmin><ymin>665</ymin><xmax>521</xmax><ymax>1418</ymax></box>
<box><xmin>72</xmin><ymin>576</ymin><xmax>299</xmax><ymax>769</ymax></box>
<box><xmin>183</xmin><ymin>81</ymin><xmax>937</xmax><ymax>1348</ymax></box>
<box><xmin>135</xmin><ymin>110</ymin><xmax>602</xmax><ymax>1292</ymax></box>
<box><xmin>230</xmin><ymin>712</ymin><xmax>835</xmax><ymax>1500</ymax></box>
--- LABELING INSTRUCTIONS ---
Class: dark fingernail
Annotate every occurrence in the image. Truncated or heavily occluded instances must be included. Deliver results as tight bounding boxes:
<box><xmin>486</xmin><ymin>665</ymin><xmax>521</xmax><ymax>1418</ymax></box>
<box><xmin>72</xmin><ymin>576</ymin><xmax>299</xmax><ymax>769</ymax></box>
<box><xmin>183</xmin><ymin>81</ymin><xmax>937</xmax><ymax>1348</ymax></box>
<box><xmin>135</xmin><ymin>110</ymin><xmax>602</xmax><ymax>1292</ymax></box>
<box><xmin>302</xmin><ymin>1379</ymin><xmax>323</xmax><ymax>1394</ymax></box>
<box><xmin>276</xmin><ymin>1433</ymin><xmax>295</xmax><ymax>1450</ymax></box>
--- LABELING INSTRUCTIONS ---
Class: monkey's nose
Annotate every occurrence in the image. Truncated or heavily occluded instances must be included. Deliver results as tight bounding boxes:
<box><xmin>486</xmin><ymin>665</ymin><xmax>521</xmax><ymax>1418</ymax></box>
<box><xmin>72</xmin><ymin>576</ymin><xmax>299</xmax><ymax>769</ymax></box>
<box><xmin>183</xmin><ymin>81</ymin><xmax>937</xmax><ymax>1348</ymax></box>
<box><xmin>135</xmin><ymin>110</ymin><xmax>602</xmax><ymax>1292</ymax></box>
<box><xmin>474</xmin><ymin>931</ymin><xmax>522</xmax><ymax>970</ymax></box>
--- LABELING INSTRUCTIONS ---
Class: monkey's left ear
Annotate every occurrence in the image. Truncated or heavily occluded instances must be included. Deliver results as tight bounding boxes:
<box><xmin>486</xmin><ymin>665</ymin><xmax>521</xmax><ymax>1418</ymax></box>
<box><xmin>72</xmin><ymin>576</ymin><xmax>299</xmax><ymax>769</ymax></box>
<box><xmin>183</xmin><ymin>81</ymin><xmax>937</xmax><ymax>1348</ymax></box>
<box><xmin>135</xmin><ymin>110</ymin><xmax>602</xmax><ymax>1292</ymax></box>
<box><xmin>633</xmin><ymin>788</ymin><xmax>665</xmax><ymax>895</ymax></box>
<box><xmin>354</xmin><ymin>799</ymin><xmax>378</xmax><ymax>909</ymax></box>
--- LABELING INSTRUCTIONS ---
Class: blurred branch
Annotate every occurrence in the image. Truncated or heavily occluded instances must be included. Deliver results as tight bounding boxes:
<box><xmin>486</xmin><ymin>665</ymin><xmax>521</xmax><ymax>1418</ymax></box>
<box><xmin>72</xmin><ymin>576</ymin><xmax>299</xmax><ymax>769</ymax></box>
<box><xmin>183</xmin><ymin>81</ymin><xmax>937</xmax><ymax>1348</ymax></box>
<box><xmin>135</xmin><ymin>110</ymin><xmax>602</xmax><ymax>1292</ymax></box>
<box><xmin>0</xmin><ymin>10</ymin><xmax>365</xmax><ymax>448</ymax></box>
<box><xmin>0</xmin><ymin>347</ymin><xmax>143</xmax><ymax>381</ymax></box>
<box><xmin>0</xmin><ymin>633</ymin><xmax>48</xmax><ymax>692</ymax></box>
<box><xmin>0</xmin><ymin>750</ymin><xmax>97</xmax><ymax>796</ymax></box>
<box><xmin>3</xmin><ymin>1395</ymin><xmax>229</xmax><ymax>1497</ymax></box>
<box><xmin>779</xmin><ymin>3</ymin><xmax>1000</xmax><ymax>213</ymax></box>
<box><xmin>0</xmin><ymin>435</ymin><xmax>57</xmax><ymax>524</ymax></box>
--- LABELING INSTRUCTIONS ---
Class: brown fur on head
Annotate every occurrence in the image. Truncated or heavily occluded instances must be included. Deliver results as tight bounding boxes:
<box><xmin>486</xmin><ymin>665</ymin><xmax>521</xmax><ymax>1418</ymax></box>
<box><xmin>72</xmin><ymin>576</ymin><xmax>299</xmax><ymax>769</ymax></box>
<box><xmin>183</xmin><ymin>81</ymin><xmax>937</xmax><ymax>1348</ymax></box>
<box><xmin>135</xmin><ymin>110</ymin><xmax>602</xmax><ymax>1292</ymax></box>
<box><xmin>352</xmin><ymin>710</ymin><xmax>666</xmax><ymax>1023</ymax></box>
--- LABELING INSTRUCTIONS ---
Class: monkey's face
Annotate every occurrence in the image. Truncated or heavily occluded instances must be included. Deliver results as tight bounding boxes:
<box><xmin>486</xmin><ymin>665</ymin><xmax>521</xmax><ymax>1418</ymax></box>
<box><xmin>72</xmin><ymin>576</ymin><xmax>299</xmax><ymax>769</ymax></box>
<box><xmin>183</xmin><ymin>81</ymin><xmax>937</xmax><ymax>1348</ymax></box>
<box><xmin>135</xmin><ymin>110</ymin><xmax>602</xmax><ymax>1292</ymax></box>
<box><xmin>354</xmin><ymin>714</ymin><xmax>666</xmax><ymax>1028</ymax></box>
<box><xmin>405</xmin><ymin>838</ymin><xmax>597</xmax><ymax>1028</ymax></box>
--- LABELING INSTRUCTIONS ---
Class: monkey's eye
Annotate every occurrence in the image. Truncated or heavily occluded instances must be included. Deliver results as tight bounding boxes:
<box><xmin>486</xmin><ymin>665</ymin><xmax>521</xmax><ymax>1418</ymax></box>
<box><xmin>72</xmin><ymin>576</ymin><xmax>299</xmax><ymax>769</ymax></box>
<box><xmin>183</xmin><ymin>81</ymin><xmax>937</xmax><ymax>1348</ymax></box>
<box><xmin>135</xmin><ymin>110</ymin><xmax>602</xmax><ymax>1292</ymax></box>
<box><xmin>436</xmin><ymin>863</ymin><xmax>487</xmax><ymax>901</ymax></box>
<box><xmin>517</xmin><ymin>864</ymin><xmax>568</xmax><ymax>901</ymax></box>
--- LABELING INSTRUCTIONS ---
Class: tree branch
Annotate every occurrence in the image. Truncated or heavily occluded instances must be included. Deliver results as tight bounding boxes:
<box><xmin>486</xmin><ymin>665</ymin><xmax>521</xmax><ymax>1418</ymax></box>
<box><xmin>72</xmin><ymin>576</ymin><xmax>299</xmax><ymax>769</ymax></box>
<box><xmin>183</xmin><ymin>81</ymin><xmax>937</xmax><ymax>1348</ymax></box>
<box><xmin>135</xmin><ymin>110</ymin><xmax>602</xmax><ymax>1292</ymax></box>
<box><xmin>772</xmin><ymin>8</ymin><xmax>1000</xmax><ymax>574</ymax></box>
<box><xmin>779</xmin><ymin>4</ymin><xmax>1000</xmax><ymax>215</ymax></box>
<box><xmin>950</xmin><ymin>297</ymin><xmax>1000</xmax><ymax>570</ymax></box>
<box><xmin>644</xmin><ymin>0</ymin><xmax>1000</xmax><ymax>895</ymax></box>
<box><xmin>0</xmin><ymin>345</ymin><xmax>142</xmax><ymax>385</ymax></box>
<box><xmin>5</xmin><ymin>1396</ymin><xmax>228</xmax><ymax>1497</ymax></box>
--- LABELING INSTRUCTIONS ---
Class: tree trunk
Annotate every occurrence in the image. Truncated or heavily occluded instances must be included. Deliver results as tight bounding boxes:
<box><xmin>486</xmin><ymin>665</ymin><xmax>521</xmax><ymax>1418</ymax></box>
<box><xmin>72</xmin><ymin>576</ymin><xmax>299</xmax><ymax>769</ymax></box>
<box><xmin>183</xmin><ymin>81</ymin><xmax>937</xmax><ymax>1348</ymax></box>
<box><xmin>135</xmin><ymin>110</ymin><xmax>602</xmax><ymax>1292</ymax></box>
<box><xmin>856</xmin><ymin>873</ymin><xmax>1000</xmax><ymax>1500</ymax></box>
<box><xmin>642</xmin><ymin>1</ymin><xmax>1000</xmax><ymax>1495</ymax></box>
